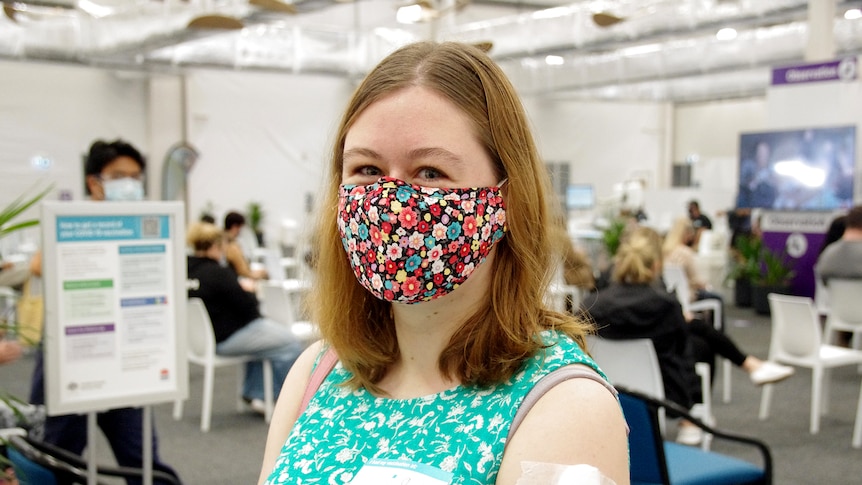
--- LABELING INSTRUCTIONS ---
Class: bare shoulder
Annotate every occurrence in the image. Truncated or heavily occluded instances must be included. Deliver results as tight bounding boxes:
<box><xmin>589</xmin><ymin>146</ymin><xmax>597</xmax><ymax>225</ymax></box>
<box><xmin>497</xmin><ymin>365</ymin><xmax>630</xmax><ymax>485</ymax></box>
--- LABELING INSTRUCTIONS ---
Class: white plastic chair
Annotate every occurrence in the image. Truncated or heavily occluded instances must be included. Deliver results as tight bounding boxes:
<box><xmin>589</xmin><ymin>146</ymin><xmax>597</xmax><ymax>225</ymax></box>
<box><xmin>586</xmin><ymin>335</ymin><xmax>715</xmax><ymax>449</ymax></box>
<box><xmin>759</xmin><ymin>293</ymin><xmax>862</xmax><ymax>443</ymax></box>
<box><xmin>664</xmin><ymin>264</ymin><xmax>732</xmax><ymax>403</ymax></box>
<box><xmin>823</xmin><ymin>279</ymin><xmax>862</xmax><ymax>351</ymax></box>
<box><xmin>814</xmin><ymin>277</ymin><xmax>830</xmax><ymax>319</ymax></box>
<box><xmin>545</xmin><ymin>283</ymin><xmax>582</xmax><ymax>314</ymax></box>
<box><xmin>260</xmin><ymin>282</ymin><xmax>317</xmax><ymax>342</ymax></box>
<box><xmin>173</xmin><ymin>298</ymin><xmax>274</xmax><ymax>431</ymax></box>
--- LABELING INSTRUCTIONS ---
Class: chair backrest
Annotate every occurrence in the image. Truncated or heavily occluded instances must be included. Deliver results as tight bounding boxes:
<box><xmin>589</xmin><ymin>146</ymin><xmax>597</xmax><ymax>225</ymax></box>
<box><xmin>586</xmin><ymin>336</ymin><xmax>665</xmax><ymax>400</ymax></box>
<box><xmin>261</xmin><ymin>282</ymin><xmax>298</xmax><ymax>324</ymax></box>
<box><xmin>256</xmin><ymin>248</ymin><xmax>286</xmax><ymax>283</ymax></box>
<box><xmin>661</xmin><ymin>264</ymin><xmax>690</xmax><ymax>295</ymax></box>
<box><xmin>826</xmin><ymin>278</ymin><xmax>862</xmax><ymax>327</ymax></box>
<box><xmin>767</xmin><ymin>293</ymin><xmax>823</xmax><ymax>359</ymax></box>
<box><xmin>814</xmin><ymin>277</ymin><xmax>830</xmax><ymax>316</ymax></box>
<box><xmin>187</xmin><ymin>298</ymin><xmax>217</xmax><ymax>361</ymax></box>
<box><xmin>617</xmin><ymin>389</ymin><xmax>670</xmax><ymax>485</ymax></box>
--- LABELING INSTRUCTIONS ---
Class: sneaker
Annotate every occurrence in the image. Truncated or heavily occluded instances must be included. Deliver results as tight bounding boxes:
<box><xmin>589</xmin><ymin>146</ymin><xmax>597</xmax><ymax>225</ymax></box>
<box><xmin>750</xmin><ymin>361</ymin><xmax>795</xmax><ymax>386</ymax></box>
<box><xmin>676</xmin><ymin>424</ymin><xmax>704</xmax><ymax>446</ymax></box>
<box><xmin>243</xmin><ymin>397</ymin><xmax>267</xmax><ymax>416</ymax></box>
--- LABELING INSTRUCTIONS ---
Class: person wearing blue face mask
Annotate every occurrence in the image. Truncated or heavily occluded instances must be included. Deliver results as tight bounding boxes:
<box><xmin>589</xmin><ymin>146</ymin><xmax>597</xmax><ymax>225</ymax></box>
<box><xmin>27</xmin><ymin>139</ymin><xmax>183</xmax><ymax>485</ymax></box>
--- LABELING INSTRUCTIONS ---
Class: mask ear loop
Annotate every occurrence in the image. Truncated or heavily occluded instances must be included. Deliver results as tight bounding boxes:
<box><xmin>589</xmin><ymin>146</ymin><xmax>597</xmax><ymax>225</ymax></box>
<box><xmin>496</xmin><ymin>178</ymin><xmax>509</xmax><ymax>189</ymax></box>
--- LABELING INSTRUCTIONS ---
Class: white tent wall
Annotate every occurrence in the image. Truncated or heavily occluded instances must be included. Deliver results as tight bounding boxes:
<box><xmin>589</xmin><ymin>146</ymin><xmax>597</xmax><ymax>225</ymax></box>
<box><xmin>522</xmin><ymin>97</ymin><xmax>671</xmax><ymax>201</ymax></box>
<box><xmin>0</xmin><ymin>60</ymin><xmax>149</xmax><ymax>253</ymax></box>
<box><xmin>1</xmin><ymin>59</ymin><xmax>783</xmax><ymax>255</ymax></box>
<box><xmin>183</xmin><ymin>70</ymin><xmax>354</xmax><ymax>249</ymax></box>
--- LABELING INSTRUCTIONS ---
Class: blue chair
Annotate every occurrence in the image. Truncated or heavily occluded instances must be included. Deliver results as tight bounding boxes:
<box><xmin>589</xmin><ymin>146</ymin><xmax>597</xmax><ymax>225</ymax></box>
<box><xmin>7</xmin><ymin>434</ymin><xmax>181</xmax><ymax>485</ymax></box>
<box><xmin>618</xmin><ymin>386</ymin><xmax>772</xmax><ymax>485</ymax></box>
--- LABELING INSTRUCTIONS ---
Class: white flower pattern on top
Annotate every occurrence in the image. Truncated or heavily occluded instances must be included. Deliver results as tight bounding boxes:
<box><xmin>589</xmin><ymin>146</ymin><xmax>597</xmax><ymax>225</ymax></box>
<box><xmin>264</xmin><ymin>330</ymin><xmax>605</xmax><ymax>485</ymax></box>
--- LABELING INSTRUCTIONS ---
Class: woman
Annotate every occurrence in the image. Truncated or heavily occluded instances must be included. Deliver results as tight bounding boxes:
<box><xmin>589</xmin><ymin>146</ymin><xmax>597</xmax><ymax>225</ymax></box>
<box><xmin>585</xmin><ymin>226</ymin><xmax>793</xmax><ymax>446</ymax></box>
<box><xmin>186</xmin><ymin>222</ymin><xmax>306</xmax><ymax>410</ymax></box>
<box><xmin>258</xmin><ymin>42</ymin><xmax>629</xmax><ymax>485</ymax></box>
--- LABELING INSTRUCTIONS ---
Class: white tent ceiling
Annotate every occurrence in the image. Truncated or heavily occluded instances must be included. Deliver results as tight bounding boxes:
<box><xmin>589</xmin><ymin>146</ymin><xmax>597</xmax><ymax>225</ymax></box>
<box><xmin>1</xmin><ymin>0</ymin><xmax>860</xmax><ymax>102</ymax></box>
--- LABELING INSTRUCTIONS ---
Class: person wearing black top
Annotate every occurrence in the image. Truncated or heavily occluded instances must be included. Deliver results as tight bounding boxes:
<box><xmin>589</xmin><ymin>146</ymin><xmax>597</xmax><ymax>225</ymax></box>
<box><xmin>186</xmin><ymin>222</ymin><xmax>306</xmax><ymax>407</ymax></box>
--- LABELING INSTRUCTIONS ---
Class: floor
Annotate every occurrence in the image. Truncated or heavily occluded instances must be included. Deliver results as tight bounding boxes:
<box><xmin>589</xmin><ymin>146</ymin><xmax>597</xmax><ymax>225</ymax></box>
<box><xmin>1</xmin><ymin>294</ymin><xmax>861</xmax><ymax>484</ymax></box>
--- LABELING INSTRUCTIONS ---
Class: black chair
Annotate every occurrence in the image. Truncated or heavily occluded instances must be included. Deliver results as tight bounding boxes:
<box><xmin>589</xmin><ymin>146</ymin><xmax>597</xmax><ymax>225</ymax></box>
<box><xmin>7</xmin><ymin>434</ymin><xmax>181</xmax><ymax>485</ymax></box>
<box><xmin>618</xmin><ymin>386</ymin><xmax>772</xmax><ymax>485</ymax></box>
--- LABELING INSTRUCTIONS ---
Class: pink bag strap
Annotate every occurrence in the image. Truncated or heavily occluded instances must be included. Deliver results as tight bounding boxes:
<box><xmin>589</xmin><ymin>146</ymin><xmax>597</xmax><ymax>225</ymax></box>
<box><xmin>298</xmin><ymin>347</ymin><xmax>338</xmax><ymax>416</ymax></box>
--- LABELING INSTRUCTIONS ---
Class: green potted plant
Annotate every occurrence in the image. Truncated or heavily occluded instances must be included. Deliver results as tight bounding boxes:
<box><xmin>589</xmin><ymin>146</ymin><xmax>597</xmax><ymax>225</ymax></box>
<box><xmin>726</xmin><ymin>234</ymin><xmax>762</xmax><ymax>308</ymax></box>
<box><xmin>247</xmin><ymin>201</ymin><xmax>265</xmax><ymax>247</ymax></box>
<box><xmin>750</xmin><ymin>243</ymin><xmax>796</xmax><ymax>315</ymax></box>
<box><xmin>600</xmin><ymin>217</ymin><xmax>628</xmax><ymax>258</ymax></box>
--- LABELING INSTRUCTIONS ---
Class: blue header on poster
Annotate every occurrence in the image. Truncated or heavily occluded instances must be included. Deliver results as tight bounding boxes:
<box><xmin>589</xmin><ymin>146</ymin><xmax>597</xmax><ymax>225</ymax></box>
<box><xmin>56</xmin><ymin>215</ymin><xmax>170</xmax><ymax>242</ymax></box>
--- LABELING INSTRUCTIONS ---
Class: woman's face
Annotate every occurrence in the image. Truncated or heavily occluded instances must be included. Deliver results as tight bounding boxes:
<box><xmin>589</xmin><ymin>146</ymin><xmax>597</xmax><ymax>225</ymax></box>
<box><xmin>342</xmin><ymin>86</ymin><xmax>498</xmax><ymax>189</ymax></box>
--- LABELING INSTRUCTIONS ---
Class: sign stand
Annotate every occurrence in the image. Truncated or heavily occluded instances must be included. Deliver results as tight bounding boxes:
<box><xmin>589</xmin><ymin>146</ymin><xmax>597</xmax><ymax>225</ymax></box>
<box><xmin>40</xmin><ymin>201</ymin><xmax>188</xmax><ymax>484</ymax></box>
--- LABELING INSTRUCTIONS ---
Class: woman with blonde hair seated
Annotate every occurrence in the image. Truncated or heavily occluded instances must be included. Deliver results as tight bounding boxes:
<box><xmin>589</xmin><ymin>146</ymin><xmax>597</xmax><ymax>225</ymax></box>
<box><xmin>583</xmin><ymin>226</ymin><xmax>794</xmax><ymax>446</ymax></box>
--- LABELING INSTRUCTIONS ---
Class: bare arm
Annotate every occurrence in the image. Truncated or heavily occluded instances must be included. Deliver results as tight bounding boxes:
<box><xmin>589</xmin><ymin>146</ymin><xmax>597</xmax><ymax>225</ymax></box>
<box><xmin>496</xmin><ymin>374</ymin><xmax>630</xmax><ymax>485</ymax></box>
<box><xmin>258</xmin><ymin>340</ymin><xmax>324</xmax><ymax>485</ymax></box>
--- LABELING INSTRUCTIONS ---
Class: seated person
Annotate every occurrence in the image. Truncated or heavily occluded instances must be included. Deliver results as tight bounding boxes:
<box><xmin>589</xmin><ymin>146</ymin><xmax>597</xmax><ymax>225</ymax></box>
<box><xmin>186</xmin><ymin>222</ymin><xmax>306</xmax><ymax>411</ymax></box>
<box><xmin>582</xmin><ymin>226</ymin><xmax>794</xmax><ymax>446</ymax></box>
<box><xmin>223</xmin><ymin>211</ymin><xmax>267</xmax><ymax>281</ymax></box>
<box><xmin>662</xmin><ymin>217</ymin><xmax>726</xmax><ymax>328</ymax></box>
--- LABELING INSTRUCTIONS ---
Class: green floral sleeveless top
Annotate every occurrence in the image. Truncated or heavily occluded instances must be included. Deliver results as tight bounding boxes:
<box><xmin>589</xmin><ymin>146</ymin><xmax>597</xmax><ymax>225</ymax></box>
<box><xmin>264</xmin><ymin>330</ymin><xmax>604</xmax><ymax>485</ymax></box>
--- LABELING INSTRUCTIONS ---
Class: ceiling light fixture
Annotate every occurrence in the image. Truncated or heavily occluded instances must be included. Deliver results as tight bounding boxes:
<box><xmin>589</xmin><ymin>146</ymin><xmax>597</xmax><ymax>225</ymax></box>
<box><xmin>396</xmin><ymin>1</ymin><xmax>436</xmax><ymax>24</ymax></box>
<box><xmin>716</xmin><ymin>27</ymin><xmax>738</xmax><ymax>40</ymax></box>
<box><xmin>545</xmin><ymin>55</ymin><xmax>564</xmax><ymax>65</ymax></box>
<box><xmin>845</xmin><ymin>8</ymin><xmax>862</xmax><ymax>20</ymax></box>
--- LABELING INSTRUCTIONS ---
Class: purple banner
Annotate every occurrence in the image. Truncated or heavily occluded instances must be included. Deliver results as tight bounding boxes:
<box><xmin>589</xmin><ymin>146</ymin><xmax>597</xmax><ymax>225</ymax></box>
<box><xmin>771</xmin><ymin>57</ymin><xmax>858</xmax><ymax>86</ymax></box>
<box><xmin>65</xmin><ymin>324</ymin><xmax>116</xmax><ymax>335</ymax></box>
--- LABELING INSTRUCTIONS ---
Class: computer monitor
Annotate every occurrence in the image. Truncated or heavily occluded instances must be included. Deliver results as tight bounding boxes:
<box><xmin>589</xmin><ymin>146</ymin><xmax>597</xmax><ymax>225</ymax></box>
<box><xmin>566</xmin><ymin>184</ymin><xmax>595</xmax><ymax>210</ymax></box>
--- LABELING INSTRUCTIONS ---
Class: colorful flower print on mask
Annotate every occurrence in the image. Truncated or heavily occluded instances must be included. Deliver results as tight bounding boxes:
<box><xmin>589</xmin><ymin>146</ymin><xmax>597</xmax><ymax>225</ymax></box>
<box><xmin>338</xmin><ymin>176</ymin><xmax>507</xmax><ymax>303</ymax></box>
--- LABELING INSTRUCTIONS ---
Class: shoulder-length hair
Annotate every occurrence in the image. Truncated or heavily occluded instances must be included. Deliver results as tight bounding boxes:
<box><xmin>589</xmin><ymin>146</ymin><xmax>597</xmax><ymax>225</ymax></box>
<box><xmin>613</xmin><ymin>226</ymin><xmax>663</xmax><ymax>285</ymax></box>
<box><xmin>309</xmin><ymin>41</ymin><xmax>592</xmax><ymax>394</ymax></box>
<box><xmin>662</xmin><ymin>217</ymin><xmax>694</xmax><ymax>256</ymax></box>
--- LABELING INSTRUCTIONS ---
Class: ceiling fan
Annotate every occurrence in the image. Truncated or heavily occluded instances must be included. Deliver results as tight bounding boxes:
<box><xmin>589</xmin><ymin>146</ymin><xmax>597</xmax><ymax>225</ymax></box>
<box><xmin>187</xmin><ymin>0</ymin><xmax>297</xmax><ymax>30</ymax></box>
<box><xmin>395</xmin><ymin>0</ymin><xmax>492</xmax><ymax>53</ymax></box>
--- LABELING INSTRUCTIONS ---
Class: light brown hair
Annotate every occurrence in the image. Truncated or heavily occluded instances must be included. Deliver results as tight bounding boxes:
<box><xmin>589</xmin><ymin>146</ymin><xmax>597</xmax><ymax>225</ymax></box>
<box><xmin>186</xmin><ymin>222</ymin><xmax>223</xmax><ymax>253</ymax></box>
<box><xmin>309</xmin><ymin>41</ymin><xmax>592</xmax><ymax>393</ymax></box>
<box><xmin>613</xmin><ymin>226</ymin><xmax>663</xmax><ymax>285</ymax></box>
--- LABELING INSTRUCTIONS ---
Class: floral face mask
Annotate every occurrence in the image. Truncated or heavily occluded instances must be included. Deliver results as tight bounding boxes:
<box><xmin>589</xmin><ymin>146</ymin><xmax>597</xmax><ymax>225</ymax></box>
<box><xmin>338</xmin><ymin>176</ymin><xmax>507</xmax><ymax>303</ymax></box>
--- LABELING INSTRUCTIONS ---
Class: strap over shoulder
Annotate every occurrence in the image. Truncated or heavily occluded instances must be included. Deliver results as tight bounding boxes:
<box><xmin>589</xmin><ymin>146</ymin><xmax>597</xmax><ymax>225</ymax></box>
<box><xmin>298</xmin><ymin>347</ymin><xmax>338</xmax><ymax>416</ymax></box>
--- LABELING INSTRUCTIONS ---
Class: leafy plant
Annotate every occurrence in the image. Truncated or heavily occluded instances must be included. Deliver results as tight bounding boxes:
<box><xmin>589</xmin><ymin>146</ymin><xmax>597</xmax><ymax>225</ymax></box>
<box><xmin>600</xmin><ymin>217</ymin><xmax>628</xmax><ymax>257</ymax></box>
<box><xmin>247</xmin><ymin>201</ymin><xmax>264</xmax><ymax>233</ymax></box>
<box><xmin>726</xmin><ymin>234</ymin><xmax>795</xmax><ymax>286</ymax></box>
<box><xmin>755</xmin><ymin>244</ymin><xmax>795</xmax><ymax>286</ymax></box>
<box><xmin>726</xmin><ymin>234</ymin><xmax>762</xmax><ymax>282</ymax></box>
<box><xmin>0</xmin><ymin>184</ymin><xmax>52</xmax><ymax>239</ymax></box>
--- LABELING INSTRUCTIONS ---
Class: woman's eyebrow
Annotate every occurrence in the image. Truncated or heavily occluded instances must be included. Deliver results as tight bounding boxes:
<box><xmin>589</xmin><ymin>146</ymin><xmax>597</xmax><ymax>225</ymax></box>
<box><xmin>408</xmin><ymin>147</ymin><xmax>465</xmax><ymax>167</ymax></box>
<box><xmin>342</xmin><ymin>147</ymin><xmax>382</xmax><ymax>161</ymax></box>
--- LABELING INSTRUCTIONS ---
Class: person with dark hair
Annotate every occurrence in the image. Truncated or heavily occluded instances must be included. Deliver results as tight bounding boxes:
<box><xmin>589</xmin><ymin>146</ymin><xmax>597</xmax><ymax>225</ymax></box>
<box><xmin>687</xmin><ymin>199</ymin><xmax>712</xmax><ymax>250</ymax></box>
<box><xmin>28</xmin><ymin>139</ymin><xmax>182</xmax><ymax>485</ymax></box>
<box><xmin>83</xmin><ymin>139</ymin><xmax>146</xmax><ymax>201</ymax></box>
<box><xmin>223</xmin><ymin>211</ymin><xmax>267</xmax><ymax>280</ymax></box>
<box><xmin>819</xmin><ymin>214</ymin><xmax>847</xmax><ymax>256</ymax></box>
<box><xmin>199</xmin><ymin>213</ymin><xmax>216</xmax><ymax>224</ymax></box>
<box><xmin>816</xmin><ymin>205</ymin><xmax>862</xmax><ymax>283</ymax></box>
<box><xmin>258</xmin><ymin>42</ymin><xmax>628</xmax><ymax>484</ymax></box>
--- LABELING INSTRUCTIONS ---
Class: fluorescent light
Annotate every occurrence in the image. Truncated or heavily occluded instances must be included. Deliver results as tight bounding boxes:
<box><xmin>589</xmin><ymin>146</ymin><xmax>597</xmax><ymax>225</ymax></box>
<box><xmin>716</xmin><ymin>27</ymin><xmax>737</xmax><ymax>41</ymax></box>
<box><xmin>396</xmin><ymin>4</ymin><xmax>437</xmax><ymax>24</ymax></box>
<box><xmin>845</xmin><ymin>8</ymin><xmax>862</xmax><ymax>20</ymax></box>
<box><xmin>545</xmin><ymin>55</ymin><xmax>564</xmax><ymax>65</ymax></box>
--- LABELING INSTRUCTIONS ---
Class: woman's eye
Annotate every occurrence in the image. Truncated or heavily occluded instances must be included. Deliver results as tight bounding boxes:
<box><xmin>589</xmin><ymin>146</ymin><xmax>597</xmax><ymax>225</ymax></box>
<box><xmin>357</xmin><ymin>166</ymin><xmax>382</xmax><ymax>177</ymax></box>
<box><xmin>418</xmin><ymin>167</ymin><xmax>443</xmax><ymax>180</ymax></box>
